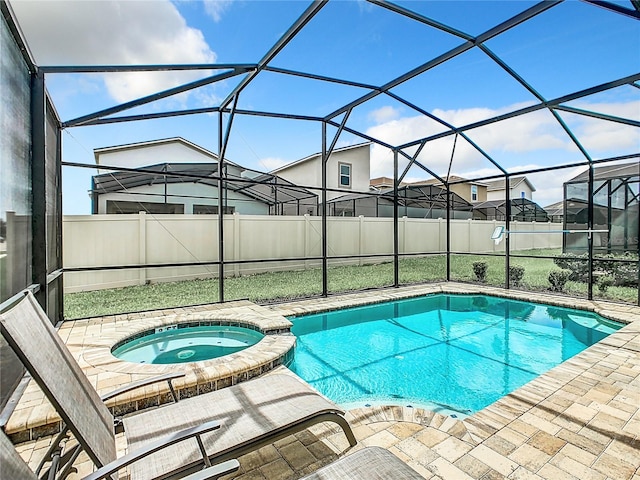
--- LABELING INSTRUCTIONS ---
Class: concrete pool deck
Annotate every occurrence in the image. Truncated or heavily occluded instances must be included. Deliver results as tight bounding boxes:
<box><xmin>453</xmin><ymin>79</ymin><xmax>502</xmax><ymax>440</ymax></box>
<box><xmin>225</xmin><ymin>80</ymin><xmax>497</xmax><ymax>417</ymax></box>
<box><xmin>7</xmin><ymin>282</ymin><xmax>640</xmax><ymax>479</ymax></box>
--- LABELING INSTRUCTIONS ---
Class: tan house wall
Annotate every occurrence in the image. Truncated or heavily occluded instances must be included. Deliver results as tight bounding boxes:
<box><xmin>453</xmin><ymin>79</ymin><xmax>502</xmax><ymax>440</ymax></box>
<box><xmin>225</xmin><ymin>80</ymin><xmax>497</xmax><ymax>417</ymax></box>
<box><xmin>272</xmin><ymin>144</ymin><xmax>371</xmax><ymax>201</ymax></box>
<box><xmin>449</xmin><ymin>183</ymin><xmax>487</xmax><ymax>203</ymax></box>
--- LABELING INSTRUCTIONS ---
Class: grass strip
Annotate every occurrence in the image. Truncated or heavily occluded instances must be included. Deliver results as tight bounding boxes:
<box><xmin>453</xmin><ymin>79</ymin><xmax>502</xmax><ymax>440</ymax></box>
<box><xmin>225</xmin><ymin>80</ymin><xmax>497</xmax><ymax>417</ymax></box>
<box><xmin>64</xmin><ymin>249</ymin><xmax>637</xmax><ymax>319</ymax></box>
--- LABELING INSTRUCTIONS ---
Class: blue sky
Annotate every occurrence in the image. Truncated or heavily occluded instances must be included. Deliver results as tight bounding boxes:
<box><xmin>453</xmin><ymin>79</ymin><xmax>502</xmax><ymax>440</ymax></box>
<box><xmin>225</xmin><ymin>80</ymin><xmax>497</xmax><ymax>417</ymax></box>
<box><xmin>10</xmin><ymin>0</ymin><xmax>640</xmax><ymax>214</ymax></box>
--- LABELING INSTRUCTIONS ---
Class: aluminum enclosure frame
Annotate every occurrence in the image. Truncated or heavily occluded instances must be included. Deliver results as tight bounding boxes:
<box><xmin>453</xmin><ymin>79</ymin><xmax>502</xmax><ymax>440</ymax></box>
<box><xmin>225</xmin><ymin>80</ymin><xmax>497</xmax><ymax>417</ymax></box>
<box><xmin>4</xmin><ymin>0</ymin><xmax>639</xmax><ymax>310</ymax></box>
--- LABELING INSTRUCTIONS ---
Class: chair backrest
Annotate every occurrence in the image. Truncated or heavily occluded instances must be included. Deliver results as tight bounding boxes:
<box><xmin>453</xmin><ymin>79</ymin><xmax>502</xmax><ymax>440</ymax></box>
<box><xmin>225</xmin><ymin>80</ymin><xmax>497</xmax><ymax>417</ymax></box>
<box><xmin>1</xmin><ymin>429</ymin><xmax>38</xmax><ymax>479</ymax></box>
<box><xmin>0</xmin><ymin>292</ymin><xmax>116</xmax><ymax>468</ymax></box>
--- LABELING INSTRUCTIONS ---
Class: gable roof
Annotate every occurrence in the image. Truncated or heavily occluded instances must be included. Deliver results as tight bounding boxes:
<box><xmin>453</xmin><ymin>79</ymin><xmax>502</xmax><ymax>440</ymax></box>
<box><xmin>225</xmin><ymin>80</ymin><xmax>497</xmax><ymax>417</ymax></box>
<box><xmin>566</xmin><ymin>161</ymin><xmax>640</xmax><ymax>183</ymax></box>
<box><xmin>93</xmin><ymin>137</ymin><xmax>239</xmax><ymax>166</ymax></box>
<box><xmin>269</xmin><ymin>142</ymin><xmax>371</xmax><ymax>174</ymax></box>
<box><xmin>544</xmin><ymin>201</ymin><xmax>564</xmax><ymax>216</ymax></box>
<box><xmin>409</xmin><ymin>176</ymin><xmax>489</xmax><ymax>187</ymax></box>
<box><xmin>484</xmin><ymin>176</ymin><xmax>536</xmax><ymax>192</ymax></box>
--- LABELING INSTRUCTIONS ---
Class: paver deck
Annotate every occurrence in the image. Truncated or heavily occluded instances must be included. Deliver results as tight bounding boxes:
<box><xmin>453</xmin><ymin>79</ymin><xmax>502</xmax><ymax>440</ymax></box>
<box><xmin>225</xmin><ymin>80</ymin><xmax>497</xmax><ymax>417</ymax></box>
<box><xmin>6</xmin><ymin>283</ymin><xmax>640</xmax><ymax>479</ymax></box>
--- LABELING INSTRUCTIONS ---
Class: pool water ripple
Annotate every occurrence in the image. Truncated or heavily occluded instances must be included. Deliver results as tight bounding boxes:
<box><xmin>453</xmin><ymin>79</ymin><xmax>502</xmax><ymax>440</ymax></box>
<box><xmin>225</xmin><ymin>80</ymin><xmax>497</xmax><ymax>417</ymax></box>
<box><xmin>290</xmin><ymin>294</ymin><xmax>620</xmax><ymax>415</ymax></box>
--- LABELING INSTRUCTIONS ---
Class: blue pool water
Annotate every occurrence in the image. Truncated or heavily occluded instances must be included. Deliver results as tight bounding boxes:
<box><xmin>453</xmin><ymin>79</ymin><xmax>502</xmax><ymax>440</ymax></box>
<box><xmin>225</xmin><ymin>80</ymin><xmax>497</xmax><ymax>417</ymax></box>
<box><xmin>289</xmin><ymin>294</ymin><xmax>621</xmax><ymax>416</ymax></box>
<box><xmin>112</xmin><ymin>325</ymin><xmax>264</xmax><ymax>364</ymax></box>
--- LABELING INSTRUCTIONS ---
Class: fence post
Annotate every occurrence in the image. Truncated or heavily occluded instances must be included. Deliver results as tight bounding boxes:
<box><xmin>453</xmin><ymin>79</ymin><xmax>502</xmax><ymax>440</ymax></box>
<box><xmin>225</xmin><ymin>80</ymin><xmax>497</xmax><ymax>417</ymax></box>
<box><xmin>304</xmin><ymin>214</ymin><xmax>310</xmax><ymax>269</ymax></box>
<box><xmin>138</xmin><ymin>211</ymin><xmax>147</xmax><ymax>285</ymax></box>
<box><xmin>233</xmin><ymin>213</ymin><xmax>240</xmax><ymax>277</ymax></box>
<box><xmin>402</xmin><ymin>216</ymin><xmax>407</xmax><ymax>256</ymax></box>
<box><xmin>359</xmin><ymin>215</ymin><xmax>364</xmax><ymax>266</ymax></box>
<box><xmin>492</xmin><ymin>219</ymin><xmax>497</xmax><ymax>253</ymax></box>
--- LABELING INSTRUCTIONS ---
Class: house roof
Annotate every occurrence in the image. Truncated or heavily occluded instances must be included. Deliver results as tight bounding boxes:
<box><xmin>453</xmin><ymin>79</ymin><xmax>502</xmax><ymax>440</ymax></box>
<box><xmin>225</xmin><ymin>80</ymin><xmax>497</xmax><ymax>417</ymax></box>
<box><xmin>484</xmin><ymin>176</ymin><xmax>536</xmax><ymax>192</ymax></box>
<box><xmin>370</xmin><ymin>177</ymin><xmax>408</xmax><ymax>189</ymax></box>
<box><xmin>269</xmin><ymin>142</ymin><xmax>371</xmax><ymax>174</ymax></box>
<box><xmin>93</xmin><ymin>137</ymin><xmax>244</xmax><ymax>167</ymax></box>
<box><xmin>544</xmin><ymin>201</ymin><xmax>564</xmax><ymax>216</ymax></box>
<box><xmin>566</xmin><ymin>161</ymin><xmax>640</xmax><ymax>183</ymax></box>
<box><xmin>410</xmin><ymin>176</ymin><xmax>489</xmax><ymax>187</ymax></box>
<box><xmin>370</xmin><ymin>176</ymin><xmax>394</xmax><ymax>186</ymax></box>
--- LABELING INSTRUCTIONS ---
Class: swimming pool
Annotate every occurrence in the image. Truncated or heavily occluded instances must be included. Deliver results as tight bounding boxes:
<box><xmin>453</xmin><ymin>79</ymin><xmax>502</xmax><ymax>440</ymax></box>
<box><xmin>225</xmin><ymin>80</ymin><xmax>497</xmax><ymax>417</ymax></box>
<box><xmin>289</xmin><ymin>294</ymin><xmax>621</xmax><ymax>416</ymax></box>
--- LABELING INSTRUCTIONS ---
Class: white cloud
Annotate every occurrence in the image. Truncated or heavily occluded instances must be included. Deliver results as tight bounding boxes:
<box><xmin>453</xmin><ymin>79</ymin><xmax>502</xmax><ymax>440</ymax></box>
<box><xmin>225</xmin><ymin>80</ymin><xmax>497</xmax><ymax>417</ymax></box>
<box><xmin>366</xmin><ymin>100</ymin><xmax>639</xmax><ymax>180</ymax></box>
<box><xmin>563</xmin><ymin>100</ymin><xmax>640</xmax><ymax>153</ymax></box>
<box><xmin>203</xmin><ymin>0</ymin><xmax>234</xmax><ymax>22</ymax></box>
<box><xmin>368</xmin><ymin>106</ymin><xmax>401</xmax><ymax>124</ymax></box>
<box><xmin>260</xmin><ymin>157</ymin><xmax>289</xmax><ymax>171</ymax></box>
<box><xmin>11</xmin><ymin>0</ymin><xmax>217</xmax><ymax>103</ymax></box>
<box><xmin>573</xmin><ymin>100</ymin><xmax>640</xmax><ymax>121</ymax></box>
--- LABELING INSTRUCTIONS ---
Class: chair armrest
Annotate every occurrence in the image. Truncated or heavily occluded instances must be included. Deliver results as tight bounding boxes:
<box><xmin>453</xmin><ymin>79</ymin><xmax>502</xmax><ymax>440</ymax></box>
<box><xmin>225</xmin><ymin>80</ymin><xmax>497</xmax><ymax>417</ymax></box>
<box><xmin>100</xmin><ymin>372</ymin><xmax>186</xmax><ymax>402</ymax></box>
<box><xmin>81</xmin><ymin>420</ymin><xmax>221</xmax><ymax>480</ymax></box>
<box><xmin>180</xmin><ymin>459</ymin><xmax>240</xmax><ymax>480</ymax></box>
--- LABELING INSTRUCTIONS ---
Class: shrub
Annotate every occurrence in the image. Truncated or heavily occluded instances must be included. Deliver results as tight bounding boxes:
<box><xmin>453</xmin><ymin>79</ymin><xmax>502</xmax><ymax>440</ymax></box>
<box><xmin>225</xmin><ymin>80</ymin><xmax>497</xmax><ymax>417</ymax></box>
<box><xmin>509</xmin><ymin>265</ymin><xmax>525</xmax><ymax>287</ymax></box>
<box><xmin>597</xmin><ymin>275</ymin><xmax>614</xmax><ymax>293</ymax></box>
<box><xmin>472</xmin><ymin>262</ymin><xmax>488</xmax><ymax>282</ymax></box>
<box><xmin>612</xmin><ymin>261</ymin><xmax>638</xmax><ymax>287</ymax></box>
<box><xmin>553</xmin><ymin>253</ymin><xmax>588</xmax><ymax>281</ymax></box>
<box><xmin>554</xmin><ymin>252</ymin><xmax>638</xmax><ymax>287</ymax></box>
<box><xmin>548</xmin><ymin>269</ymin><xmax>571</xmax><ymax>292</ymax></box>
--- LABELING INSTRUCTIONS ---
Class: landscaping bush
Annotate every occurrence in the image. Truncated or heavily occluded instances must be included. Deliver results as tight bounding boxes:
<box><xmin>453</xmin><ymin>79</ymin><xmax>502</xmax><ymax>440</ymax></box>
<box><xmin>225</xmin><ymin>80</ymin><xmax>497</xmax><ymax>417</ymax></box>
<box><xmin>509</xmin><ymin>265</ymin><xmax>525</xmax><ymax>287</ymax></box>
<box><xmin>597</xmin><ymin>275</ymin><xmax>614</xmax><ymax>293</ymax></box>
<box><xmin>554</xmin><ymin>252</ymin><xmax>638</xmax><ymax>287</ymax></box>
<box><xmin>553</xmin><ymin>253</ymin><xmax>588</xmax><ymax>281</ymax></box>
<box><xmin>472</xmin><ymin>261</ymin><xmax>488</xmax><ymax>282</ymax></box>
<box><xmin>548</xmin><ymin>269</ymin><xmax>571</xmax><ymax>292</ymax></box>
<box><xmin>612</xmin><ymin>260</ymin><xmax>638</xmax><ymax>287</ymax></box>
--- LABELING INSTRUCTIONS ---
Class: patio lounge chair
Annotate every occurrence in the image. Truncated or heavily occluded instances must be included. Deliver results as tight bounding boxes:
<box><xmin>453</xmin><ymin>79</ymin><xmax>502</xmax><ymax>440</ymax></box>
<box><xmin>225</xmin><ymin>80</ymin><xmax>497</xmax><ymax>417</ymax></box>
<box><xmin>299</xmin><ymin>446</ymin><xmax>425</xmax><ymax>479</ymax></box>
<box><xmin>3</xmin><ymin>429</ymin><xmax>423</xmax><ymax>480</ymax></box>
<box><xmin>0</xmin><ymin>429</ymin><xmax>240</xmax><ymax>480</ymax></box>
<box><xmin>0</xmin><ymin>291</ymin><xmax>356</xmax><ymax>480</ymax></box>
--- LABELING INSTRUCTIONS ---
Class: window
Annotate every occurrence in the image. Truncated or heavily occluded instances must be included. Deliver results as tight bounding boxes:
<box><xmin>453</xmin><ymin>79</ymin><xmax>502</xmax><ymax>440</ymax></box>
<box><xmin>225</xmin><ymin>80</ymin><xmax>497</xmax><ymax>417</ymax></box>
<box><xmin>471</xmin><ymin>185</ymin><xmax>478</xmax><ymax>201</ymax></box>
<box><xmin>521</xmin><ymin>191</ymin><xmax>526</xmax><ymax>198</ymax></box>
<box><xmin>193</xmin><ymin>204</ymin><xmax>235</xmax><ymax>214</ymax></box>
<box><xmin>106</xmin><ymin>200</ymin><xmax>184</xmax><ymax>214</ymax></box>
<box><xmin>339</xmin><ymin>163</ymin><xmax>351</xmax><ymax>188</ymax></box>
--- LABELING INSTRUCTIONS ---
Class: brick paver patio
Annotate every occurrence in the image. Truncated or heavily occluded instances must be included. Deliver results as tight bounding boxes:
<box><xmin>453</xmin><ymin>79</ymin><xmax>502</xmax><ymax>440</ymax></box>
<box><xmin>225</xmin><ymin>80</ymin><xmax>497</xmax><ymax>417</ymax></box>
<box><xmin>8</xmin><ymin>283</ymin><xmax>640</xmax><ymax>479</ymax></box>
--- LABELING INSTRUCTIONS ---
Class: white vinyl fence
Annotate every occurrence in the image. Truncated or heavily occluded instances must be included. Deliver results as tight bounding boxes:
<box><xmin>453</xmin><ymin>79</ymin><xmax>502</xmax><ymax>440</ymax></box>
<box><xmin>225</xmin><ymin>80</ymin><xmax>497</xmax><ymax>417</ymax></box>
<box><xmin>63</xmin><ymin>213</ymin><xmax>562</xmax><ymax>293</ymax></box>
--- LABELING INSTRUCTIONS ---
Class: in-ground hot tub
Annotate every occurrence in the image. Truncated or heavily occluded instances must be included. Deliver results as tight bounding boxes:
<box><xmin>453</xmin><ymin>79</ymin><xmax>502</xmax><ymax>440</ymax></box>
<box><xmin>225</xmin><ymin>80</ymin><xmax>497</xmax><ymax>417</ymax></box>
<box><xmin>112</xmin><ymin>324</ymin><xmax>265</xmax><ymax>364</ymax></box>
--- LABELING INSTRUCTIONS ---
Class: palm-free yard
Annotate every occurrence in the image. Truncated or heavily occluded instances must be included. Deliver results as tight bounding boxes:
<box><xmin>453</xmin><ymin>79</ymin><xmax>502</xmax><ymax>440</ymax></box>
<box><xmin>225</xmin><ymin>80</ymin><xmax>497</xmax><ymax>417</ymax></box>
<box><xmin>64</xmin><ymin>249</ymin><xmax>638</xmax><ymax>319</ymax></box>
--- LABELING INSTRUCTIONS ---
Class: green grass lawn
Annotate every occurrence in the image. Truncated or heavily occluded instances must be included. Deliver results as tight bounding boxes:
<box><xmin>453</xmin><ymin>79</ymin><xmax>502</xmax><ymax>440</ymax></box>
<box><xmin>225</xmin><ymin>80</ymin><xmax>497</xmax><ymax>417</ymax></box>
<box><xmin>64</xmin><ymin>249</ymin><xmax>638</xmax><ymax>319</ymax></box>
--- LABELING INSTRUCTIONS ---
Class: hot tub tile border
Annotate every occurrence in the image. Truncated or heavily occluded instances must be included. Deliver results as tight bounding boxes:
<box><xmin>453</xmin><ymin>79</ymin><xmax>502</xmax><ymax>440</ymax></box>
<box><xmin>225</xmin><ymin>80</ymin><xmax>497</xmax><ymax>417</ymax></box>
<box><xmin>5</xmin><ymin>303</ymin><xmax>296</xmax><ymax>443</ymax></box>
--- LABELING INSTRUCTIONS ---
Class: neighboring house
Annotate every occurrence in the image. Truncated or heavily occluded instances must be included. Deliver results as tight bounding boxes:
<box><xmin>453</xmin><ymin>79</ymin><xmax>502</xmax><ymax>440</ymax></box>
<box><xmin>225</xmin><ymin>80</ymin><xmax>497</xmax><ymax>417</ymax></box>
<box><xmin>409</xmin><ymin>176</ymin><xmax>489</xmax><ymax>203</ymax></box>
<box><xmin>370</xmin><ymin>177</ymin><xmax>394</xmax><ymax>190</ymax></box>
<box><xmin>94</xmin><ymin>137</ymin><xmax>224</xmax><ymax>173</ymax></box>
<box><xmin>270</xmin><ymin>143</ymin><xmax>371</xmax><ymax>201</ymax></box>
<box><xmin>328</xmin><ymin>184</ymin><xmax>473</xmax><ymax>219</ymax></box>
<box><xmin>485</xmin><ymin>176</ymin><xmax>536</xmax><ymax>201</ymax></box>
<box><xmin>370</xmin><ymin>177</ymin><xmax>407</xmax><ymax>190</ymax></box>
<box><xmin>544</xmin><ymin>201</ymin><xmax>564</xmax><ymax>223</ymax></box>
<box><xmin>563</xmin><ymin>161</ymin><xmax>639</xmax><ymax>253</ymax></box>
<box><xmin>91</xmin><ymin>138</ymin><xmax>317</xmax><ymax>215</ymax></box>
